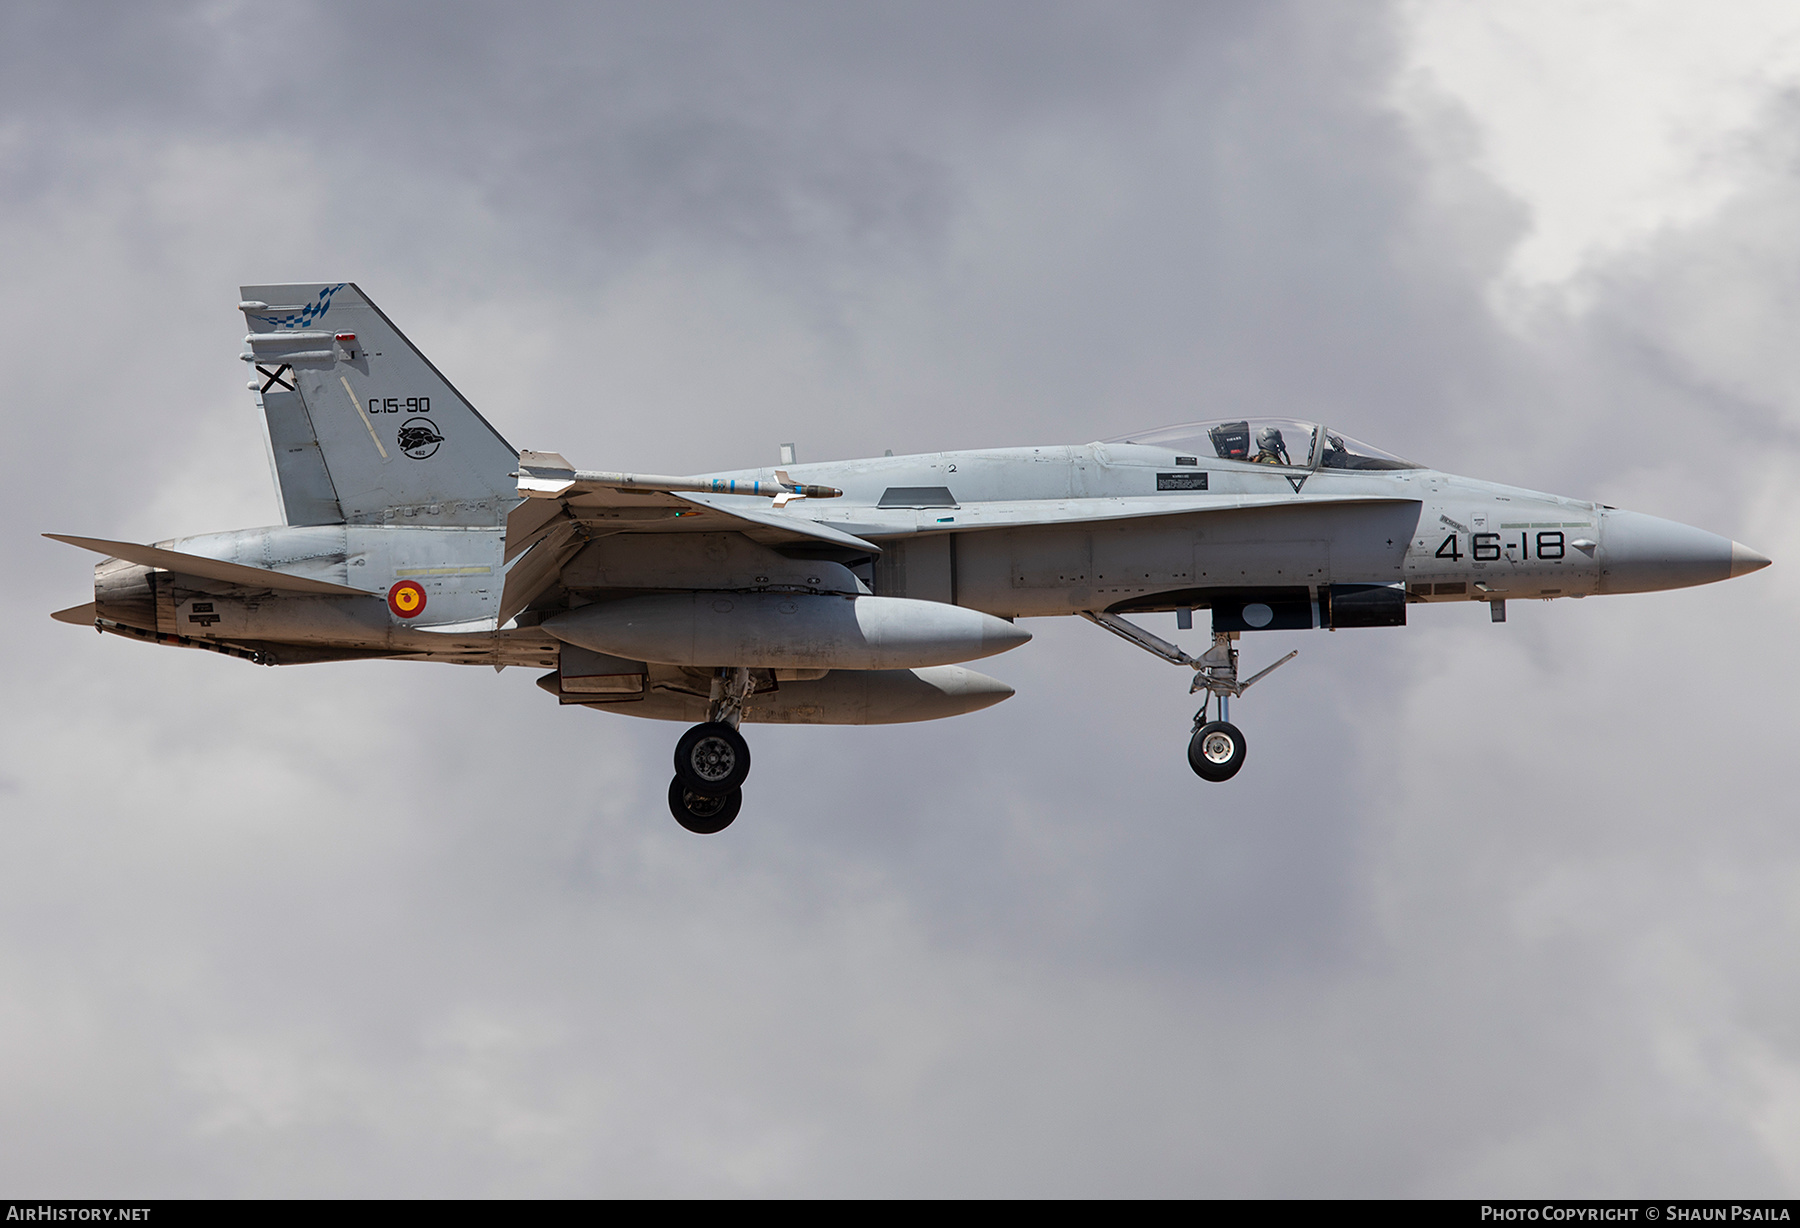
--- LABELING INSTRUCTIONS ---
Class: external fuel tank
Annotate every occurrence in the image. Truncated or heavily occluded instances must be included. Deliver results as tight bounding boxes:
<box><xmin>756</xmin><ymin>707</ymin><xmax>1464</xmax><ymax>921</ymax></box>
<box><xmin>543</xmin><ymin>592</ymin><xmax>1030</xmax><ymax>670</ymax></box>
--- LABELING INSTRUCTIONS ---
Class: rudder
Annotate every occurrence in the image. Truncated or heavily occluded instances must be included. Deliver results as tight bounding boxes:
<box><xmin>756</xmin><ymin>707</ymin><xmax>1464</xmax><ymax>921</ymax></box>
<box><xmin>241</xmin><ymin>282</ymin><xmax>516</xmax><ymax>527</ymax></box>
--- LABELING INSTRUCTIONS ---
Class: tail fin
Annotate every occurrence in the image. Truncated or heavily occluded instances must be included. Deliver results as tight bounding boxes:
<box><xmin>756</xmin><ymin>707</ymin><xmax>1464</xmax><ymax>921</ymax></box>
<box><xmin>241</xmin><ymin>282</ymin><xmax>516</xmax><ymax>527</ymax></box>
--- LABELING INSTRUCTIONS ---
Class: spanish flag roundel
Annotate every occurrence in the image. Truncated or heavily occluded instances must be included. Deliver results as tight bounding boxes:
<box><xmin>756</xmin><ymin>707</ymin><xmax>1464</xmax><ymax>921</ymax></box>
<box><xmin>387</xmin><ymin>580</ymin><xmax>427</xmax><ymax>619</ymax></box>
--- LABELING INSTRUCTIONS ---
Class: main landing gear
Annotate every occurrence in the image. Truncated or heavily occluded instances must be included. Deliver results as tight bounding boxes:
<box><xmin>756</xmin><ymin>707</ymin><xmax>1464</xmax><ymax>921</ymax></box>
<box><xmin>668</xmin><ymin>666</ymin><xmax>756</xmax><ymax>833</ymax></box>
<box><xmin>1079</xmin><ymin>612</ymin><xmax>1297</xmax><ymax>784</ymax></box>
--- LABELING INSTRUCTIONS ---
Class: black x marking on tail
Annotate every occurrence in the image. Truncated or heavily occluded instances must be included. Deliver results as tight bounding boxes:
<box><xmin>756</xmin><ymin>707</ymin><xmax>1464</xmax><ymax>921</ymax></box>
<box><xmin>256</xmin><ymin>364</ymin><xmax>295</xmax><ymax>393</ymax></box>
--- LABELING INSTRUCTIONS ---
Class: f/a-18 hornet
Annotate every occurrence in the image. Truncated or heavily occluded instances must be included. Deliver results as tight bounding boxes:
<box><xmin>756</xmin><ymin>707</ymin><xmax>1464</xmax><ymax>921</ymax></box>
<box><xmin>49</xmin><ymin>283</ymin><xmax>1773</xmax><ymax>832</ymax></box>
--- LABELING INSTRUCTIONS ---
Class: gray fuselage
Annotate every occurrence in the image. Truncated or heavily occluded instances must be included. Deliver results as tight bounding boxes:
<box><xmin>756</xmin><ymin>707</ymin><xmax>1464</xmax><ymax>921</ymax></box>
<box><xmin>85</xmin><ymin>436</ymin><xmax>1758</xmax><ymax>686</ymax></box>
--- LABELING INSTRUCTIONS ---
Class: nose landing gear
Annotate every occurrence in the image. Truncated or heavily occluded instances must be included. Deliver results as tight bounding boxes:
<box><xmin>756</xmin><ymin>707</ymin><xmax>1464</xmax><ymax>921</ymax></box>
<box><xmin>1186</xmin><ymin>632</ymin><xmax>1261</xmax><ymax>783</ymax></box>
<box><xmin>1080</xmin><ymin>611</ymin><xmax>1296</xmax><ymax>783</ymax></box>
<box><xmin>668</xmin><ymin>666</ymin><xmax>757</xmax><ymax>833</ymax></box>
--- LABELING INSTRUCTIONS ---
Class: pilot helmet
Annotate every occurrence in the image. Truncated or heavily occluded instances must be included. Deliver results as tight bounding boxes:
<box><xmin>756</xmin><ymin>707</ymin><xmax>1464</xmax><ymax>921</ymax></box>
<box><xmin>1255</xmin><ymin>426</ymin><xmax>1285</xmax><ymax>452</ymax></box>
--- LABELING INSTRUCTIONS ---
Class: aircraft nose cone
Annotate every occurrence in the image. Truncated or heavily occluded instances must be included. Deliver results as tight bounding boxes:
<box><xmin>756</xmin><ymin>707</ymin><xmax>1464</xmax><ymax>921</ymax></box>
<box><xmin>1598</xmin><ymin>509</ymin><xmax>1743</xmax><ymax>594</ymax></box>
<box><xmin>1731</xmin><ymin>541</ymin><xmax>1773</xmax><ymax>578</ymax></box>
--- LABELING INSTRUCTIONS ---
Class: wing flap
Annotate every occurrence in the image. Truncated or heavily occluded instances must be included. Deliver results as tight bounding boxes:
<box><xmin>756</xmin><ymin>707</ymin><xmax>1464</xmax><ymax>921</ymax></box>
<box><xmin>503</xmin><ymin>496</ymin><xmax>569</xmax><ymax>563</ymax></box>
<box><xmin>499</xmin><ymin>517</ymin><xmax>588</xmax><ymax>625</ymax></box>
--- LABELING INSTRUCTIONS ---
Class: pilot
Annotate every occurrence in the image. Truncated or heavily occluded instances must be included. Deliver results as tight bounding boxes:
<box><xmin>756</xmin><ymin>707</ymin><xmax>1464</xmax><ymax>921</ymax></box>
<box><xmin>1251</xmin><ymin>426</ymin><xmax>1291</xmax><ymax>466</ymax></box>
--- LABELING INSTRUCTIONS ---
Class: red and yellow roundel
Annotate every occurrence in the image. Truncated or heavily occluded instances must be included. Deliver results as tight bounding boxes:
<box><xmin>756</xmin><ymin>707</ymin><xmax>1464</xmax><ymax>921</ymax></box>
<box><xmin>387</xmin><ymin>580</ymin><xmax>427</xmax><ymax>619</ymax></box>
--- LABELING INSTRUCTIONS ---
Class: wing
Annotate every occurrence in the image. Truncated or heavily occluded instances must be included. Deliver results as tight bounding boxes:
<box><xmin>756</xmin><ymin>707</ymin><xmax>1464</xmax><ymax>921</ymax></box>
<box><xmin>498</xmin><ymin>452</ymin><xmax>880</xmax><ymax>623</ymax></box>
<box><xmin>668</xmin><ymin>492</ymin><xmax>883</xmax><ymax>551</ymax></box>
<box><xmin>499</xmin><ymin>498</ymin><xmax>879</xmax><ymax>625</ymax></box>
<box><xmin>505</xmin><ymin>451</ymin><xmax>876</xmax><ymax>555</ymax></box>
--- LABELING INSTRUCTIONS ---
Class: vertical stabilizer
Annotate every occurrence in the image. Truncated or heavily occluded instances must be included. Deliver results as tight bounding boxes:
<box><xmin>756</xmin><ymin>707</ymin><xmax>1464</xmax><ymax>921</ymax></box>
<box><xmin>241</xmin><ymin>283</ymin><xmax>516</xmax><ymax>527</ymax></box>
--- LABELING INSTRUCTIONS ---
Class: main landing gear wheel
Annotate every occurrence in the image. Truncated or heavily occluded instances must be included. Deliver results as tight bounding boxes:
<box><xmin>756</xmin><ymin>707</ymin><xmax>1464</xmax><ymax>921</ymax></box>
<box><xmin>668</xmin><ymin>777</ymin><xmax>742</xmax><ymax>834</ymax></box>
<box><xmin>674</xmin><ymin>721</ymin><xmax>751</xmax><ymax>796</ymax></box>
<box><xmin>1189</xmin><ymin>721</ymin><xmax>1247</xmax><ymax>782</ymax></box>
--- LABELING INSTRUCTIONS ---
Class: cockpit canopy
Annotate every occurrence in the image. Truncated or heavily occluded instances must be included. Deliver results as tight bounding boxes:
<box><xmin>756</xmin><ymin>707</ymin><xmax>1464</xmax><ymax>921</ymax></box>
<box><xmin>1106</xmin><ymin>418</ymin><xmax>1423</xmax><ymax>471</ymax></box>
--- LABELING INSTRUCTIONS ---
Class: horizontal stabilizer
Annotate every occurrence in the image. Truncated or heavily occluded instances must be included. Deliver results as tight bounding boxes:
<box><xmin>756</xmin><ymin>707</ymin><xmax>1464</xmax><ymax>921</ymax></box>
<box><xmin>50</xmin><ymin>602</ymin><xmax>97</xmax><ymax>625</ymax></box>
<box><xmin>43</xmin><ymin>534</ymin><xmax>378</xmax><ymax>597</ymax></box>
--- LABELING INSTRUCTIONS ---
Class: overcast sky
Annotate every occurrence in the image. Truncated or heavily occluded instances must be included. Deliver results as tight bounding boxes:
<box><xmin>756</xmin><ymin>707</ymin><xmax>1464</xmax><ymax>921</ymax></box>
<box><xmin>3</xmin><ymin>0</ymin><xmax>1798</xmax><ymax>1197</ymax></box>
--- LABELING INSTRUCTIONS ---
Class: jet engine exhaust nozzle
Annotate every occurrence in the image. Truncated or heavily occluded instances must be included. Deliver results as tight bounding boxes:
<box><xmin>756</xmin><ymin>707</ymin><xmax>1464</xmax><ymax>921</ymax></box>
<box><xmin>93</xmin><ymin>558</ymin><xmax>157</xmax><ymax>632</ymax></box>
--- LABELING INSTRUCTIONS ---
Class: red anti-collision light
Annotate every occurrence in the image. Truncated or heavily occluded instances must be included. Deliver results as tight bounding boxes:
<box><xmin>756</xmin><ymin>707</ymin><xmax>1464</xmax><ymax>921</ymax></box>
<box><xmin>335</xmin><ymin>333</ymin><xmax>356</xmax><ymax>342</ymax></box>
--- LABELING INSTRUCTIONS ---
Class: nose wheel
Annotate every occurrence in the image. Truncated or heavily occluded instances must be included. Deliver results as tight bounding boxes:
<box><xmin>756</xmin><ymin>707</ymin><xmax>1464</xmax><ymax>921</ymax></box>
<box><xmin>1189</xmin><ymin>720</ymin><xmax>1247</xmax><ymax>782</ymax></box>
<box><xmin>1079</xmin><ymin>612</ymin><xmax>1295</xmax><ymax>785</ymax></box>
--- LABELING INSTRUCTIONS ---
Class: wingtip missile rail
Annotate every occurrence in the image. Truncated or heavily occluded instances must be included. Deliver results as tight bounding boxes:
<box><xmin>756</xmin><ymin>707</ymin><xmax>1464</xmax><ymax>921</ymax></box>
<box><xmin>515</xmin><ymin>451</ymin><xmax>841</xmax><ymax>504</ymax></box>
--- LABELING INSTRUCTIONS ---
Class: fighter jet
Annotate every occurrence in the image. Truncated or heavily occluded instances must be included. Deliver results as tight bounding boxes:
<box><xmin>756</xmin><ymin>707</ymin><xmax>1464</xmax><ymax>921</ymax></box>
<box><xmin>48</xmin><ymin>283</ymin><xmax>1773</xmax><ymax>833</ymax></box>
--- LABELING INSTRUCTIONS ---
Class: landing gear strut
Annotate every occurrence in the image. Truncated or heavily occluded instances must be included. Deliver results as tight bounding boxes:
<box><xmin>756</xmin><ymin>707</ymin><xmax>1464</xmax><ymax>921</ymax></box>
<box><xmin>669</xmin><ymin>666</ymin><xmax>756</xmax><ymax>832</ymax></box>
<box><xmin>1079</xmin><ymin>612</ymin><xmax>1296</xmax><ymax>784</ymax></box>
<box><xmin>1186</xmin><ymin>633</ymin><xmax>1251</xmax><ymax>782</ymax></box>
